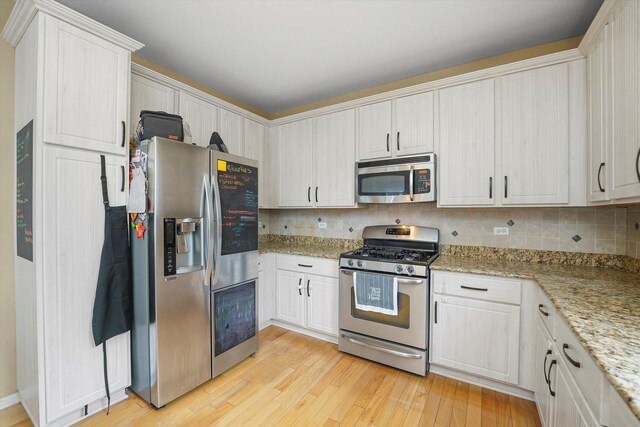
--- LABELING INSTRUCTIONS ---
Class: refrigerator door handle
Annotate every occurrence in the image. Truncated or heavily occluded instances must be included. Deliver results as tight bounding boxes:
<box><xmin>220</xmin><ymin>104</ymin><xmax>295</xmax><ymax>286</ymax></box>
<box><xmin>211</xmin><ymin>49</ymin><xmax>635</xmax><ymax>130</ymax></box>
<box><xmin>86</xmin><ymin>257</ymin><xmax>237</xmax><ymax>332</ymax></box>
<box><xmin>211</xmin><ymin>174</ymin><xmax>223</xmax><ymax>288</ymax></box>
<box><xmin>203</xmin><ymin>174</ymin><xmax>214</xmax><ymax>287</ymax></box>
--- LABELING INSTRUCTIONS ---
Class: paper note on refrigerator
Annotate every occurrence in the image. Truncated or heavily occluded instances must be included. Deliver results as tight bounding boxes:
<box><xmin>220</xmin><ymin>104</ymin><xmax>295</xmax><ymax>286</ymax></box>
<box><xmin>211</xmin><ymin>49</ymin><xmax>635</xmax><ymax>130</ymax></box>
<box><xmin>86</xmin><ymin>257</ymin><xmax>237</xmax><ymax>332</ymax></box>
<box><xmin>128</xmin><ymin>167</ymin><xmax>146</xmax><ymax>213</ymax></box>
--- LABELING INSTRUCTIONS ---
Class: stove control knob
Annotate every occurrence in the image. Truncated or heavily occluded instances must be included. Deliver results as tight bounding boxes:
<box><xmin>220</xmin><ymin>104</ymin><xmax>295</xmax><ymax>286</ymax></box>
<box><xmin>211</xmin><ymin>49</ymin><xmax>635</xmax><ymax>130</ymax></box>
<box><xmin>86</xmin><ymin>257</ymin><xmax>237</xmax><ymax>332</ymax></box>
<box><xmin>395</xmin><ymin>265</ymin><xmax>404</xmax><ymax>274</ymax></box>
<box><xmin>406</xmin><ymin>266</ymin><xmax>415</xmax><ymax>275</ymax></box>
<box><xmin>347</xmin><ymin>259</ymin><xmax>354</xmax><ymax>267</ymax></box>
<box><xmin>356</xmin><ymin>260</ymin><xmax>364</xmax><ymax>268</ymax></box>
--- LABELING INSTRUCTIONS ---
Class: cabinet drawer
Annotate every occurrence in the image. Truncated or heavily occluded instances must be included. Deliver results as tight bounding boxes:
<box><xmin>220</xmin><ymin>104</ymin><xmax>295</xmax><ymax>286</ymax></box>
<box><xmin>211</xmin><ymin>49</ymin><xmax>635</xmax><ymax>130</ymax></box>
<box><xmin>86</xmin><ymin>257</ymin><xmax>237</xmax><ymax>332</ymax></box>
<box><xmin>432</xmin><ymin>271</ymin><xmax>521</xmax><ymax>305</ymax></box>
<box><xmin>555</xmin><ymin>315</ymin><xmax>605</xmax><ymax>420</ymax></box>
<box><xmin>536</xmin><ymin>287</ymin><xmax>556</xmax><ymax>338</ymax></box>
<box><xmin>276</xmin><ymin>254</ymin><xmax>338</xmax><ymax>278</ymax></box>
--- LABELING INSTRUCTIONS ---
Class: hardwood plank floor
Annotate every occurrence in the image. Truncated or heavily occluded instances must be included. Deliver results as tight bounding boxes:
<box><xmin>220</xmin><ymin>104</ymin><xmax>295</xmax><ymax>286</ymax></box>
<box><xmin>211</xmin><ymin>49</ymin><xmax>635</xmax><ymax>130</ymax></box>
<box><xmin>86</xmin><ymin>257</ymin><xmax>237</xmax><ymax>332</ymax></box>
<box><xmin>0</xmin><ymin>326</ymin><xmax>541</xmax><ymax>426</ymax></box>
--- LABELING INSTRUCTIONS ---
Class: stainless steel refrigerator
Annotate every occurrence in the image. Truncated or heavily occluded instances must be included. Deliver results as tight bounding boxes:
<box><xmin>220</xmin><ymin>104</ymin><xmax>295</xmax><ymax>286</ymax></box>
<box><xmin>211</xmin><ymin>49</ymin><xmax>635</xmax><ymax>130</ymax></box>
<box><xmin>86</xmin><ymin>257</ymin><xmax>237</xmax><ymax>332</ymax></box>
<box><xmin>131</xmin><ymin>137</ymin><xmax>259</xmax><ymax>408</ymax></box>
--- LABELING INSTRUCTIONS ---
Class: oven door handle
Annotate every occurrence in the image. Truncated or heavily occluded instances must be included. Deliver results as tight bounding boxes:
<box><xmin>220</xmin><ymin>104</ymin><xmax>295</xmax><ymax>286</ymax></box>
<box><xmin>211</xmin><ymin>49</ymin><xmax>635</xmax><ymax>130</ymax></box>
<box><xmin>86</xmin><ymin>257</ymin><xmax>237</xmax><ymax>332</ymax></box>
<box><xmin>397</xmin><ymin>278</ymin><xmax>424</xmax><ymax>285</ymax></box>
<box><xmin>341</xmin><ymin>270</ymin><xmax>354</xmax><ymax>275</ymax></box>
<box><xmin>341</xmin><ymin>334</ymin><xmax>422</xmax><ymax>359</ymax></box>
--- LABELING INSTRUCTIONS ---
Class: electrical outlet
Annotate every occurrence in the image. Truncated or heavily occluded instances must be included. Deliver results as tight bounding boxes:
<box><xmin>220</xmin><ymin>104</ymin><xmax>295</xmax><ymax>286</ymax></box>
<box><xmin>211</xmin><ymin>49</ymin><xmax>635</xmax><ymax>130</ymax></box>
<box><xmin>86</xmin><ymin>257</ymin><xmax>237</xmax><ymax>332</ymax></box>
<box><xmin>494</xmin><ymin>227</ymin><xmax>509</xmax><ymax>236</ymax></box>
<box><xmin>258</xmin><ymin>221</ymin><xmax>263</xmax><ymax>228</ymax></box>
<box><xmin>318</xmin><ymin>222</ymin><xmax>327</xmax><ymax>229</ymax></box>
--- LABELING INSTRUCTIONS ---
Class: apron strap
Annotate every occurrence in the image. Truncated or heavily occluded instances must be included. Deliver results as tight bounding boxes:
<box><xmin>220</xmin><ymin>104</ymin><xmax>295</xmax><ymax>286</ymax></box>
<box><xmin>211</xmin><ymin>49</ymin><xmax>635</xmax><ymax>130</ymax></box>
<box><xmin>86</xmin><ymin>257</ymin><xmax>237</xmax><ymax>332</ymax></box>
<box><xmin>100</xmin><ymin>155</ymin><xmax>110</xmax><ymax>207</ymax></box>
<box><xmin>102</xmin><ymin>342</ymin><xmax>111</xmax><ymax>414</ymax></box>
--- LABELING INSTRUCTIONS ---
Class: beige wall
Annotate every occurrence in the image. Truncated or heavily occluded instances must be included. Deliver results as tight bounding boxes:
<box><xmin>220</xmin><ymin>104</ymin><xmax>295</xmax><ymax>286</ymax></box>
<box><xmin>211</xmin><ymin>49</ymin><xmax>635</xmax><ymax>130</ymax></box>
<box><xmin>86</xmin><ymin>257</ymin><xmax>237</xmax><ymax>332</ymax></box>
<box><xmin>0</xmin><ymin>0</ymin><xmax>16</xmax><ymax>400</ymax></box>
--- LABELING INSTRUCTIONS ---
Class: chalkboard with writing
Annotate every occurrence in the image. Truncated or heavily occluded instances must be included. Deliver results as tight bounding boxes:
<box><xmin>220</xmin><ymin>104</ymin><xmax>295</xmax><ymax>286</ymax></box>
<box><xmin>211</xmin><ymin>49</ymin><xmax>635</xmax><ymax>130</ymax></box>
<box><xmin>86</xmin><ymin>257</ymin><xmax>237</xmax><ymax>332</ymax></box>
<box><xmin>217</xmin><ymin>160</ymin><xmax>258</xmax><ymax>255</ymax></box>
<box><xmin>16</xmin><ymin>120</ymin><xmax>34</xmax><ymax>261</ymax></box>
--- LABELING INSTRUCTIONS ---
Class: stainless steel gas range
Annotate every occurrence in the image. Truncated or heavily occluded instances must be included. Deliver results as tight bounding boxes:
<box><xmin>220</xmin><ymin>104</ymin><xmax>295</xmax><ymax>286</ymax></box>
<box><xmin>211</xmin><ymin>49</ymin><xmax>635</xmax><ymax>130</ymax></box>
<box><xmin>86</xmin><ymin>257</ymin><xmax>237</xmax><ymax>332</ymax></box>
<box><xmin>338</xmin><ymin>225</ymin><xmax>439</xmax><ymax>376</ymax></box>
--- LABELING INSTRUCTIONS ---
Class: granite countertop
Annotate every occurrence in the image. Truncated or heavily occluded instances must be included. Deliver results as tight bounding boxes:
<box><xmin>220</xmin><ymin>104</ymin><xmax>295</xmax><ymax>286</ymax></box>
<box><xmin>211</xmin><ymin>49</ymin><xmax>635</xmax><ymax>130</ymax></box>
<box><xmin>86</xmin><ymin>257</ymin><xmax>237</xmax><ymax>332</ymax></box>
<box><xmin>431</xmin><ymin>255</ymin><xmax>640</xmax><ymax>421</ymax></box>
<box><xmin>259</xmin><ymin>241</ymin><xmax>346</xmax><ymax>259</ymax></box>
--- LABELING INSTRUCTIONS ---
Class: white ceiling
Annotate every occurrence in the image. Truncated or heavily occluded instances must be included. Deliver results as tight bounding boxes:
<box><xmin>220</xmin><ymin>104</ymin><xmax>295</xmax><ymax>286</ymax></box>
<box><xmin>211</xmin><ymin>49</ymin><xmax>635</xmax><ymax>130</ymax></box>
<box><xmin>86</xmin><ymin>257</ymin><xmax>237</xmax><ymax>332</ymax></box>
<box><xmin>58</xmin><ymin>0</ymin><xmax>602</xmax><ymax>115</ymax></box>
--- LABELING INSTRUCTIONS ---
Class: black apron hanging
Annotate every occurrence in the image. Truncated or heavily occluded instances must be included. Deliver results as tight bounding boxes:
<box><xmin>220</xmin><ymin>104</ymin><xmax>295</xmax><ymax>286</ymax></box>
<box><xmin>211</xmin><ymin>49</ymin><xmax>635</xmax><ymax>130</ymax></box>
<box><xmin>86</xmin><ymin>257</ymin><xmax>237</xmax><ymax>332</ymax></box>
<box><xmin>91</xmin><ymin>155</ymin><xmax>132</xmax><ymax>414</ymax></box>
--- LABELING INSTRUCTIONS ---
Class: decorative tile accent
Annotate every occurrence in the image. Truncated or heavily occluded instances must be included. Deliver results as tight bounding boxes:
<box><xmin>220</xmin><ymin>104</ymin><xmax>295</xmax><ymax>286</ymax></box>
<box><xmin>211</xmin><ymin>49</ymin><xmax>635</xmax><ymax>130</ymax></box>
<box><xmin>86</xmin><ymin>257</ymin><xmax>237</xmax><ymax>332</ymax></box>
<box><xmin>636</xmin><ymin>222</ymin><xmax>639</xmax><ymax>231</ymax></box>
<box><xmin>572</xmin><ymin>235</ymin><xmax>582</xmax><ymax>242</ymax></box>
<box><xmin>317</xmin><ymin>218</ymin><xmax>322</xmax><ymax>222</ymax></box>
<box><xmin>349</xmin><ymin>227</ymin><xmax>353</xmax><ymax>232</ymax></box>
<box><xmin>284</xmin><ymin>225</ymin><xmax>288</xmax><ymax>229</ymax></box>
<box><xmin>395</xmin><ymin>218</ymin><xmax>401</xmax><ymax>224</ymax></box>
<box><xmin>262</xmin><ymin>224</ymin><xmax>266</xmax><ymax>229</ymax></box>
<box><xmin>507</xmin><ymin>220</ymin><xmax>515</xmax><ymax>227</ymax></box>
<box><xmin>451</xmin><ymin>231</ymin><xmax>458</xmax><ymax>237</ymax></box>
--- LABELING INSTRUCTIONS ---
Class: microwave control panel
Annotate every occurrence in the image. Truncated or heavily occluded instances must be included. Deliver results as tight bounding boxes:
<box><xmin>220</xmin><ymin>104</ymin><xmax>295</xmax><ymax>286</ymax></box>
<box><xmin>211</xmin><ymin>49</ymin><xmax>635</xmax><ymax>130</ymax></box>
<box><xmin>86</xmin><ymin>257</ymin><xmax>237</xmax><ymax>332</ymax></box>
<box><xmin>414</xmin><ymin>169</ymin><xmax>431</xmax><ymax>194</ymax></box>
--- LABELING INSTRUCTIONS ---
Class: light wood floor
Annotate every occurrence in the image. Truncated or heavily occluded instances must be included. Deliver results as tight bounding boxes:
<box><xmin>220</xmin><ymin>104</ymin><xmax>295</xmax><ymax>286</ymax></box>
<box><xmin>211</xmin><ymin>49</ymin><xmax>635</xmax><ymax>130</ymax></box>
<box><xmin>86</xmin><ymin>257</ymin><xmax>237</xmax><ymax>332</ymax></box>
<box><xmin>1</xmin><ymin>326</ymin><xmax>540</xmax><ymax>426</ymax></box>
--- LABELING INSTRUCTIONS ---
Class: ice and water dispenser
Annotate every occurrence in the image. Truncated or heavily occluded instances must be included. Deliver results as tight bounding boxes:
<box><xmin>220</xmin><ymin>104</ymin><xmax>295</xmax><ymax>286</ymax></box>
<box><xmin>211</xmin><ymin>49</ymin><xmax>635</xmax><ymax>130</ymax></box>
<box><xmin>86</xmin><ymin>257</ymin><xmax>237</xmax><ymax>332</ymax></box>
<box><xmin>163</xmin><ymin>217</ymin><xmax>204</xmax><ymax>276</ymax></box>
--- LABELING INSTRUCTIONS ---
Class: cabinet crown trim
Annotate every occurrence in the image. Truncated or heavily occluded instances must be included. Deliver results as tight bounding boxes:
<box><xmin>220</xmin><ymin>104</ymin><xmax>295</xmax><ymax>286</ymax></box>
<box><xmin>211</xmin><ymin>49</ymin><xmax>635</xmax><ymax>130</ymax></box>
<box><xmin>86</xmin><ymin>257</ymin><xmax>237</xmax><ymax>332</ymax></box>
<box><xmin>2</xmin><ymin>0</ymin><xmax>143</xmax><ymax>51</ymax></box>
<box><xmin>578</xmin><ymin>0</ymin><xmax>621</xmax><ymax>54</ymax></box>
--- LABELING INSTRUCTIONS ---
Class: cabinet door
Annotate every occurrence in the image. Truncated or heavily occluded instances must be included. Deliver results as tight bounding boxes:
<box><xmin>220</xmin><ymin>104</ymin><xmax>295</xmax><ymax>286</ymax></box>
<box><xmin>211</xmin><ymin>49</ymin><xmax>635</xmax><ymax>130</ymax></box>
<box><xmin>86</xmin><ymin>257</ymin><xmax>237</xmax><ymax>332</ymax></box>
<box><xmin>587</xmin><ymin>27</ymin><xmax>610</xmax><ymax>202</ymax></box>
<box><xmin>534</xmin><ymin>321</ymin><xmax>555</xmax><ymax>427</ymax></box>
<box><xmin>277</xmin><ymin>119</ymin><xmax>314</xmax><ymax>207</ymax></box>
<box><xmin>499</xmin><ymin>63</ymin><xmax>569</xmax><ymax>204</ymax></box>
<box><xmin>179</xmin><ymin>92</ymin><xmax>218</xmax><ymax>147</ymax></box>
<box><xmin>43</xmin><ymin>16</ymin><xmax>129</xmax><ymax>156</ymax></box>
<box><xmin>261</xmin><ymin>126</ymin><xmax>278</xmax><ymax>208</ymax></box>
<box><xmin>610</xmin><ymin>0</ymin><xmax>640</xmax><ymax>200</ymax></box>
<box><xmin>438</xmin><ymin>80</ymin><xmax>496</xmax><ymax>206</ymax></box>
<box><xmin>394</xmin><ymin>92</ymin><xmax>434</xmax><ymax>156</ymax></box>
<box><xmin>130</xmin><ymin>74</ymin><xmax>176</xmax><ymax>137</ymax></box>
<box><xmin>245</xmin><ymin>120</ymin><xmax>265</xmax><ymax>205</ymax></box>
<box><xmin>431</xmin><ymin>294</ymin><xmax>520</xmax><ymax>384</ymax></box>
<box><xmin>219</xmin><ymin>109</ymin><xmax>244</xmax><ymax>156</ymax></box>
<box><xmin>305</xmin><ymin>274</ymin><xmax>338</xmax><ymax>336</ymax></box>
<box><xmin>313</xmin><ymin>110</ymin><xmax>356</xmax><ymax>207</ymax></box>
<box><xmin>43</xmin><ymin>147</ymin><xmax>129</xmax><ymax>422</ymax></box>
<box><xmin>275</xmin><ymin>270</ymin><xmax>305</xmax><ymax>327</ymax></box>
<box><xmin>258</xmin><ymin>254</ymin><xmax>275</xmax><ymax>327</ymax></box>
<box><xmin>358</xmin><ymin>101</ymin><xmax>392</xmax><ymax>160</ymax></box>
<box><xmin>552</xmin><ymin>359</ymin><xmax>600</xmax><ymax>427</ymax></box>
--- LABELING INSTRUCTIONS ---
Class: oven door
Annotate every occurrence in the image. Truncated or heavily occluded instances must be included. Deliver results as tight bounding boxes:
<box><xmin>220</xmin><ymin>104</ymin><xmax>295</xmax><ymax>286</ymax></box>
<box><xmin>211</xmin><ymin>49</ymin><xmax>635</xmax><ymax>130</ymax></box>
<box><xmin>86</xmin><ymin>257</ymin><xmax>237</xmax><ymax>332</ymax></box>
<box><xmin>338</xmin><ymin>269</ymin><xmax>428</xmax><ymax>349</ymax></box>
<box><xmin>356</xmin><ymin>162</ymin><xmax>434</xmax><ymax>203</ymax></box>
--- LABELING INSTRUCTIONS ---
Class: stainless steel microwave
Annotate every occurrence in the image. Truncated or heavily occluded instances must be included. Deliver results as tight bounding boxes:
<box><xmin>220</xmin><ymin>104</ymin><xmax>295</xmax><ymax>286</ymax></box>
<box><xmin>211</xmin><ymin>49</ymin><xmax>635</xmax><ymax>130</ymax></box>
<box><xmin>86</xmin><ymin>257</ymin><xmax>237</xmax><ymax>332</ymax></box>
<box><xmin>355</xmin><ymin>154</ymin><xmax>436</xmax><ymax>203</ymax></box>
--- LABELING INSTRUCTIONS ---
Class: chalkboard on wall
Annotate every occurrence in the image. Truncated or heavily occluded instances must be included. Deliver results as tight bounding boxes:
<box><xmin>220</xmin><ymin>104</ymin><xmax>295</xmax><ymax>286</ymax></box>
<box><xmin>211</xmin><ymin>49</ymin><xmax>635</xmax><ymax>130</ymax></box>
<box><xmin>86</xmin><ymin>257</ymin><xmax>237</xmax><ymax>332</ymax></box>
<box><xmin>16</xmin><ymin>120</ymin><xmax>33</xmax><ymax>261</ymax></box>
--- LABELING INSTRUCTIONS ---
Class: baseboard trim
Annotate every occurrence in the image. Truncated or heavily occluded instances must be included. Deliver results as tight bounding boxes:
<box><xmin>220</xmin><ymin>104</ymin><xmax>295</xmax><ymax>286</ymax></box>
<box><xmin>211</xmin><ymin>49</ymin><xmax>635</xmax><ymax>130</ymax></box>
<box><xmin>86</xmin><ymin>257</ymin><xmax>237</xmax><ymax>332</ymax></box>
<box><xmin>430</xmin><ymin>364</ymin><xmax>534</xmax><ymax>401</ymax></box>
<box><xmin>0</xmin><ymin>393</ymin><xmax>20</xmax><ymax>410</ymax></box>
<box><xmin>270</xmin><ymin>320</ymin><xmax>338</xmax><ymax>344</ymax></box>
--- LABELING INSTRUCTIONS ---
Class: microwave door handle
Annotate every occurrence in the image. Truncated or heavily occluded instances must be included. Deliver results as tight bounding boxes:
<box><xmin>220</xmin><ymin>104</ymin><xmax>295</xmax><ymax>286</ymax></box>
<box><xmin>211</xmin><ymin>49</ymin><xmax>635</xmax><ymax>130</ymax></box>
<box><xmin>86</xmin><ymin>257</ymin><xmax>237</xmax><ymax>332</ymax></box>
<box><xmin>211</xmin><ymin>174</ymin><xmax>222</xmax><ymax>288</ymax></box>
<box><xmin>409</xmin><ymin>165</ymin><xmax>414</xmax><ymax>201</ymax></box>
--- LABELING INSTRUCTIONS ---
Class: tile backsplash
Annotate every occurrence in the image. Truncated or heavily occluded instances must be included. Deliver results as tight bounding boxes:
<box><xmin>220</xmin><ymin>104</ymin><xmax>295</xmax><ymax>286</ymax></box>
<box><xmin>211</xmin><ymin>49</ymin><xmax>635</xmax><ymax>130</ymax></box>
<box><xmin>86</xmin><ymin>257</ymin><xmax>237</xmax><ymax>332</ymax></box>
<box><xmin>264</xmin><ymin>205</ymin><xmax>633</xmax><ymax>256</ymax></box>
<box><xmin>627</xmin><ymin>207</ymin><xmax>640</xmax><ymax>259</ymax></box>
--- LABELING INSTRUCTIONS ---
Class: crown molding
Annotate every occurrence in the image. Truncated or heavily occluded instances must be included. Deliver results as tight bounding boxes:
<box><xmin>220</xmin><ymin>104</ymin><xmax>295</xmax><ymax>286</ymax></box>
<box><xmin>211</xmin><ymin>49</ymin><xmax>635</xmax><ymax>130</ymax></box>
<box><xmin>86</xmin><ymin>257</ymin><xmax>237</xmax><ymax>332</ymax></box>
<box><xmin>578</xmin><ymin>0</ymin><xmax>621</xmax><ymax>55</ymax></box>
<box><xmin>269</xmin><ymin>48</ymin><xmax>584</xmax><ymax>126</ymax></box>
<box><xmin>131</xmin><ymin>62</ymin><xmax>270</xmax><ymax>126</ymax></box>
<box><xmin>2</xmin><ymin>0</ymin><xmax>143</xmax><ymax>51</ymax></box>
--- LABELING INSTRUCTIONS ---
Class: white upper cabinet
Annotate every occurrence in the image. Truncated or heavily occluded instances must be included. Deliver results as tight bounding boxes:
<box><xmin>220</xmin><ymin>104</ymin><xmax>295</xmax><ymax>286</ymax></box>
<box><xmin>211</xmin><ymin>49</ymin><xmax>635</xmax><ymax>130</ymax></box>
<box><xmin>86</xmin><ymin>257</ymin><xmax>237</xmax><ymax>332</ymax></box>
<box><xmin>394</xmin><ymin>91</ymin><xmax>435</xmax><ymax>156</ymax></box>
<box><xmin>358</xmin><ymin>92</ymin><xmax>434</xmax><ymax>161</ymax></box>
<box><xmin>179</xmin><ymin>92</ymin><xmax>218</xmax><ymax>147</ymax></box>
<box><xmin>438</xmin><ymin>79</ymin><xmax>496</xmax><ymax>206</ymax></box>
<box><xmin>277</xmin><ymin>118</ymin><xmax>314</xmax><ymax>207</ymax></box>
<box><xmin>130</xmin><ymin>74</ymin><xmax>176</xmax><ymax>136</ymax></box>
<box><xmin>43</xmin><ymin>16</ymin><xmax>129</xmax><ymax>156</ymax></box>
<box><xmin>218</xmin><ymin>109</ymin><xmax>244</xmax><ymax>156</ymax></box>
<box><xmin>499</xmin><ymin>63</ymin><xmax>570</xmax><ymax>205</ymax></box>
<box><xmin>244</xmin><ymin>119</ymin><xmax>265</xmax><ymax>206</ymax></box>
<box><xmin>313</xmin><ymin>110</ymin><xmax>356</xmax><ymax>207</ymax></box>
<box><xmin>358</xmin><ymin>101</ymin><xmax>393</xmax><ymax>160</ymax></box>
<box><xmin>610</xmin><ymin>0</ymin><xmax>640</xmax><ymax>200</ymax></box>
<box><xmin>587</xmin><ymin>26</ymin><xmax>609</xmax><ymax>202</ymax></box>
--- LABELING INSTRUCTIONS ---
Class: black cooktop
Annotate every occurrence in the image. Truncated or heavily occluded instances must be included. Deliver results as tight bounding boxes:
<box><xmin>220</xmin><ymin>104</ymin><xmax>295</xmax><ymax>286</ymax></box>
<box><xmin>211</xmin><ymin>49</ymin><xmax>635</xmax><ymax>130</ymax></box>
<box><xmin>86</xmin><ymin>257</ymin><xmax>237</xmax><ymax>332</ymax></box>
<box><xmin>343</xmin><ymin>245</ymin><xmax>436</xmax><ymax>264</ymax></box>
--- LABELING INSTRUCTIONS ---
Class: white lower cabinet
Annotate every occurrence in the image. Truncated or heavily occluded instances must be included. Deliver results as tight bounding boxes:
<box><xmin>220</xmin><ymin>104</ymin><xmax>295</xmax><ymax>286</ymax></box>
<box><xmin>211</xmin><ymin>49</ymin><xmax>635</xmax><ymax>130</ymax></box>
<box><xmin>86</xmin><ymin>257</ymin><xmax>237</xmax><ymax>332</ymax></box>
<box><xmin>274</xmin><ymin>255</ymin><xmax>338</xmax><ymax>337</ymax></box>
<box><xmin>258</xmin><ymin>253</ymin><xmax>275</xmax><ymax>328</ymax></box>
<box><xmin>431</xmin><ymin>271</ymin><xmax>522</xmax><ymax>385</ymax></box>
<box><xmin>431</xmin><ymin>294</ymin><xmax>521</xmax><ymax>384</ymax></box>
<box><xmin>553</xmin><ymin>357</ymin><xmax>600</xmax><ymax>427</ymax></box>
<box><xmin>534</xmin><ymin>320</ymin><xmax>555</xmax><ymax>427</ymax></box>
